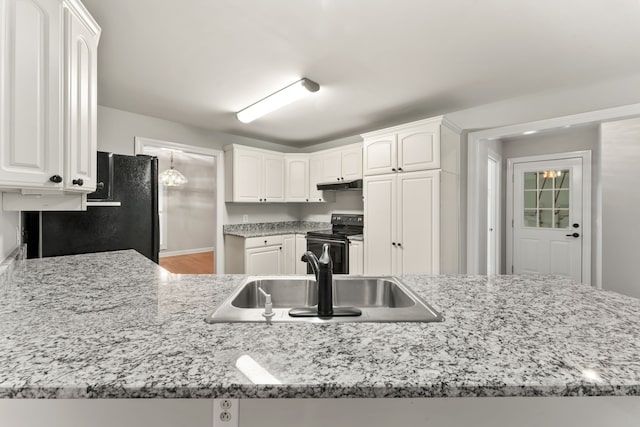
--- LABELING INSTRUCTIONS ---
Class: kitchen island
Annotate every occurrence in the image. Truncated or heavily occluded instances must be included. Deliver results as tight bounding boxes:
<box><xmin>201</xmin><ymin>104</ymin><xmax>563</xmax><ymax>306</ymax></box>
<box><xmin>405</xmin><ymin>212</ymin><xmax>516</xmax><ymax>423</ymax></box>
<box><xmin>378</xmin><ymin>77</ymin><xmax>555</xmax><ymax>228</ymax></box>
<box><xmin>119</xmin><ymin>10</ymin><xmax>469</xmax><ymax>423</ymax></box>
<box><xmin>0</xmin><ymin>250</ymin><xmax>639</xmax><ymax>425</ymax></box>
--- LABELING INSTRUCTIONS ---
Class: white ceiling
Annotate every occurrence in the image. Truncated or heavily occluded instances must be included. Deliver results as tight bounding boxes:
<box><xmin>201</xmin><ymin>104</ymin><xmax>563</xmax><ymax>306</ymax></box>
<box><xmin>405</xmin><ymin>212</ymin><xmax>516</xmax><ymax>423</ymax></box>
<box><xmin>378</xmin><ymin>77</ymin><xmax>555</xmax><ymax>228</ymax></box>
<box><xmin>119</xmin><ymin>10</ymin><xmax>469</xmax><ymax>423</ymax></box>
<box><xmin>83</xmin><ymin>0</ymin><xmax>640</xmax><ymax>146</ymax></box>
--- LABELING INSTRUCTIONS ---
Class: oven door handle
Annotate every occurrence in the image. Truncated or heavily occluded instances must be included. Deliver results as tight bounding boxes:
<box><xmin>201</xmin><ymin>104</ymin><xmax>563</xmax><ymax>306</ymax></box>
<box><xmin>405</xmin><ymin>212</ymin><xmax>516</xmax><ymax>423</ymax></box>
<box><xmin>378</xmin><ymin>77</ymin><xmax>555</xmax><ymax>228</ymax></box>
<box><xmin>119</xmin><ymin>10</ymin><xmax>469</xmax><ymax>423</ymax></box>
<box><xmin>305</xmin><ymin>236</ymin><xmax>349</xmax><ymax>245</ymax></box>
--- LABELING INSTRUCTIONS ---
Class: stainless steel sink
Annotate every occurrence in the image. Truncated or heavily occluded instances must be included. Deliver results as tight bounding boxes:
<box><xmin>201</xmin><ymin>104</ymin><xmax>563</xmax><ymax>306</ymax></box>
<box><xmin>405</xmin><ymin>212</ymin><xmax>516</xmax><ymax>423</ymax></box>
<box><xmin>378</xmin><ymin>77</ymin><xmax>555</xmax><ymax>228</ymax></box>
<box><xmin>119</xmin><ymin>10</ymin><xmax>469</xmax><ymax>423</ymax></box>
<box><xmin>205</xmin><ymin>276</ymin><xmax>443</xmax><ymax>323</ymax></box>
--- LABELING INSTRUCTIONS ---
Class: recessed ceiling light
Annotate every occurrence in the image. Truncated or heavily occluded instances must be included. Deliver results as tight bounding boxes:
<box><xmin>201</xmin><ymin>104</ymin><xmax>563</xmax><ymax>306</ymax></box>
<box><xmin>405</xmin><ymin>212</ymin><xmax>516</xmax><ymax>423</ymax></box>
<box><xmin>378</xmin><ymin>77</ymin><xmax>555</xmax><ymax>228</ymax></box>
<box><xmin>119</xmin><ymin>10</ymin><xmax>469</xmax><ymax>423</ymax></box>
<box><xmin>522</xmin><ymin>130</ymin><xmax>538</xmax><ymax>135</ymax></box>
<box><xmin>236</xmin><ymin>78</ymin><xmax>320</xmax><ymax>124</ymax></box>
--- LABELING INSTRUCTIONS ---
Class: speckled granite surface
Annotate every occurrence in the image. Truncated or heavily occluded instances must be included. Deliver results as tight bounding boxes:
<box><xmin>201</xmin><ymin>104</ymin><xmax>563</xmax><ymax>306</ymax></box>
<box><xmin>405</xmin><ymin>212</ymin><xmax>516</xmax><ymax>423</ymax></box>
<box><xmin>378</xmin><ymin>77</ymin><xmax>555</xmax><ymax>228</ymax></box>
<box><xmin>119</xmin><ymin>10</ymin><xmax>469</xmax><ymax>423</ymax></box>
<box><xmin>223</xmin><ymin>221</ymin><xmax>330</xmax><ymax>238</ymax></box>
<box><xmin>1</xmin><ymin>250</ymin><xmax>639</xmax><ymax>399</ymax></box>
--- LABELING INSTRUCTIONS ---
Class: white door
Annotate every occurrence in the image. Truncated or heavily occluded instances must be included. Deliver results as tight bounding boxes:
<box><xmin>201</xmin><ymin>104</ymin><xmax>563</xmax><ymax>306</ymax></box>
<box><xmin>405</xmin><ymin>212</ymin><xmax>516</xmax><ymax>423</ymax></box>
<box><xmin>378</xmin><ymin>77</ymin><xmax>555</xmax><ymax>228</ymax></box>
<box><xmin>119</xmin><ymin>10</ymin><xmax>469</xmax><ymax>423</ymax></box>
<box><xmin>397</xmin><ymin>124</ymin><xmax>440</xmax><ymax>172</ymax></box>
<box><xmin>364</xmin><ymin>174</ymin><xmax>396</xmax><ymax>275</ymax></box>
<box><xmin>64</xmin><ymin>6</ymin><xmax>98</xmax><ymax>192</ymax></box>
<box><xmin>246</xmin><ymin>246</ymin><xmax>283</xmax><ymax>275</ymax></box>
<box><xmin>262</xmin><ymin>153</ymin><xmax>285</xmax><ymax>202</ymax></box>
<box><xmin>512</xmin><ymin>158</ymin><xmax>583</xmax><ymax>281</ymax></box>
<box><xmin>0</xmin><ymin>0</ymin><xmax>63</xmax><ymax>189</ymax></box>
<box><xmin>396</xmin><ymin>170</ymin><xmax>439</xmax><ymax>274</ymax></box>
<box><xmin>340</xmin><ymin>146</ymin><xmax>362</xmax><ymax>180</ymax></box>
<box><xmin>363</xmin><ymin>136</ymin><xmax>397</xmax><ymax>176</ymax></box>
<box><xmin>487</xmin><ymin>156</ymin><xmax>499</xmax><ymax>275</ymax></box>
<box><xmin>285</xmin><ymin>157</ymin><xmax>309</xmax><ymax>202</ymax></box>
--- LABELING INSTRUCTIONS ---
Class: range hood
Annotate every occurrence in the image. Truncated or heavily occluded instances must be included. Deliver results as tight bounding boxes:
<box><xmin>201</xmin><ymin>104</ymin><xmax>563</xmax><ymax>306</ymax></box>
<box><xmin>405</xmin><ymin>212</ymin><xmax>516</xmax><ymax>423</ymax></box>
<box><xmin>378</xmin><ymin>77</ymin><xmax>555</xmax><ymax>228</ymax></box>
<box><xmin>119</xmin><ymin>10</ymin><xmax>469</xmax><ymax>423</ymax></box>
<box><xmin>317</xmin><ymin>179</ymin><xmax>363</xmax><ymax>191</ymax></box>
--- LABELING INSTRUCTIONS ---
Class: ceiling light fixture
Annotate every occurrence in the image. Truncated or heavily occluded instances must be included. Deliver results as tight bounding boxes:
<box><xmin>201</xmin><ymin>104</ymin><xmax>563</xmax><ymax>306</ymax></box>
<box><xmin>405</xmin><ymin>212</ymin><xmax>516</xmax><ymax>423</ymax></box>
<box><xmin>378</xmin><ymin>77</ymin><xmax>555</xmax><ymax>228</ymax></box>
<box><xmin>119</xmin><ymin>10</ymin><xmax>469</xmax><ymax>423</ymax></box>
<box><xmin>522</xmin><ymin>130</ymin><xmax>538</xmax><ymax>135</ymax></box>
<box><xmin>159</xmin><ymin>151</ymin><xmax>188</xmax><ymax>187</ymax></box>
<box><xmin>236</xmin><ymin>78</ymin><xmax>320</xmax><ymax>124</ymax></box>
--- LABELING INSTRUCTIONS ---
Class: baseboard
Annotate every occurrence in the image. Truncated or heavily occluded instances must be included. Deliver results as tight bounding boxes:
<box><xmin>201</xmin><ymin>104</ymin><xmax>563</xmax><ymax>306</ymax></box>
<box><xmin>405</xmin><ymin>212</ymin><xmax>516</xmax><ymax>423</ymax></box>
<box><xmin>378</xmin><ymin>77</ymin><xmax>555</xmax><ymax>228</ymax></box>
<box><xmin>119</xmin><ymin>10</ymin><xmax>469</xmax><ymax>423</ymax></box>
<box><xmin>159</xmin><ymin>247</ymin><xmax>214</xmax><ymax>258</ymax></box>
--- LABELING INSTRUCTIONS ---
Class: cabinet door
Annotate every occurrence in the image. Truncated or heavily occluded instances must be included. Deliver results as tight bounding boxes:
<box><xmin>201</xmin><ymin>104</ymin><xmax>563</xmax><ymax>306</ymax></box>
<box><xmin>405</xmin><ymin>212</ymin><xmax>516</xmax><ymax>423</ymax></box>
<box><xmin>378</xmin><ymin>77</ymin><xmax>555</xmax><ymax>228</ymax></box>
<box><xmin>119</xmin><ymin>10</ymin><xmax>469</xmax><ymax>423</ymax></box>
<box><xmin>308</xmin><ymin>154</ymin><xmax>324</xmax><ymax>202</ymax></box>
<box><xmin>396</xmin><ymin>170</ymin><xmax>439</xmax><ymax>274</ymax></box>
<box><xmin>397</xmin><ymin>124</ymin><xmax>440</xmax><ymax>172</ymax></box>
<box><xmin>363</xmin><ymin>135</ymin><xmax>397</xmax><ymax>176</ymax></box>
<box><xmin>295</xmin><ymin>234</ymin><xmax>308</xmax><ymax>274</ymax></box>
<box><xmin>64</xmin><ymin>6</ymin><xmax>98</xmax><ymax>192</ymax></box>
<box><xmin>234</xmin><ymin>149</ymin><xmax>262</xmax><ymax>202</ymax></box>
<box><xmin>246</xmin><ymin>245</ymin><xmax>283</xmax><ymax>275</ymax></box>
<box><xmin>341</xmin><ymin>146</ymin><xmax>362</xmax><ymax>180</ymax></box>
<box><xmin>263</xmin><ymin>153</ymin><xmax>285</xmax><ymax>202</ymax></box>
<box><xmin>364</xmin><ymin>175</ymin><xmax>396</xmax><ymax>275</ymax></box>
<box><xmin>349</xmin><ymin>241</ymin><xmax>364</xmax><ymax>275</ymax></box>
<box><xmin>285</xmin><ymin>157</ymin><xmax>309</xmax><ymax>202</ymax></box>
<box><xmin>0</xmin><ymin>0</ymin><xmax>63</xmax><ymax>190</ymax></box>
<box><xmin>321</xmin><ymin>151</ymin><xmax>341</xmax><ymax>183</ymax></box>
<box><xmin>282</xmin><ymin>234</ymin><xmax>296</xmax><ymax>275</ymax></box>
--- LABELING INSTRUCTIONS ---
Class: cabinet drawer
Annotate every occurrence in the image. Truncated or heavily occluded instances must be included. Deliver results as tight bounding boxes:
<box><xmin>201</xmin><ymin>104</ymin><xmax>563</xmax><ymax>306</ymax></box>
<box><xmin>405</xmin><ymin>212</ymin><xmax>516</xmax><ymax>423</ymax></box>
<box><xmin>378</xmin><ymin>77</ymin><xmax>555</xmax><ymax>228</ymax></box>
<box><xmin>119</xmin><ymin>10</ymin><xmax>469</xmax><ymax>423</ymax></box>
<box><xmin>245</xmin><ymin>235</ymin><xmax>284</xmax><ymax>249</ymax></box>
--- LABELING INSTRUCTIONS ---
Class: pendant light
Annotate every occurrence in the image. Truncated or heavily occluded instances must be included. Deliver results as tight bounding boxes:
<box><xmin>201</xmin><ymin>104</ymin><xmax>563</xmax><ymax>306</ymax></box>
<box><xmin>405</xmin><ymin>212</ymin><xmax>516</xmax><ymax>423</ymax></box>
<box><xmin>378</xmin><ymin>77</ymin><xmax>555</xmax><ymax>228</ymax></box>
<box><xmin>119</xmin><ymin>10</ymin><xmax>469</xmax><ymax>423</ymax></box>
<box><xmin>159</xmin><ymin>151</ymin><xmax>188</xmax><ymax>187</ymax></box>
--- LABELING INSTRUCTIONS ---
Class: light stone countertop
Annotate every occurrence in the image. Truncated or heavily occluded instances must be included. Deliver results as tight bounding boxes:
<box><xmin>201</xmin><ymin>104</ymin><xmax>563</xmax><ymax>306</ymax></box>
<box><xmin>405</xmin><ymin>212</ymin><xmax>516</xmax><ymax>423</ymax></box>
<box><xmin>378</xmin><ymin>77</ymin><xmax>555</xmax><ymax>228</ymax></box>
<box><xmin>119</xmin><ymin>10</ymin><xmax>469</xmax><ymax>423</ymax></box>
<box><xmin>1</xmin><ymin>250</ymin><xmax>639</xmax><ymax>399</ymax></box>
<box><xmin>223</xmin><ymin>221</ymin><xmax>331</xmax><ymax>238</ymax></box>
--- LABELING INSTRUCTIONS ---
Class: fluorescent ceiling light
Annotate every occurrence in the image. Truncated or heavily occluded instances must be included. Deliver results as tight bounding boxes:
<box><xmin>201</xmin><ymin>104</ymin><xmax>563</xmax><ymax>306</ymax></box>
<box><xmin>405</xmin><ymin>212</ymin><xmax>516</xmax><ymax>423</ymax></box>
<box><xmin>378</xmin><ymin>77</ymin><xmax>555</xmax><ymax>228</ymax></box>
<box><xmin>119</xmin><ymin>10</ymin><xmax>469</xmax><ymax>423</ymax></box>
<box><xmin>236</xmin><ymin>78</ymin><xmax>320</xmax><ymax>123</ymax></box>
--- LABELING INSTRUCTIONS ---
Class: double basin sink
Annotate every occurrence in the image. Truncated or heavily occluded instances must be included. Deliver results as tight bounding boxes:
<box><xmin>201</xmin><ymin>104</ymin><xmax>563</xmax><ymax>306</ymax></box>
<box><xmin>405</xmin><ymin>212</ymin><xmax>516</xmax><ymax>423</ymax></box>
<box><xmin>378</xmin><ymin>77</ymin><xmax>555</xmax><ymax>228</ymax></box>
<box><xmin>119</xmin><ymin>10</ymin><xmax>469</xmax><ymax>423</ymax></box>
<box><xmin>205</xmin><ymin>276</ymin><xmax>443</xmax><ymax>323</ymax></box>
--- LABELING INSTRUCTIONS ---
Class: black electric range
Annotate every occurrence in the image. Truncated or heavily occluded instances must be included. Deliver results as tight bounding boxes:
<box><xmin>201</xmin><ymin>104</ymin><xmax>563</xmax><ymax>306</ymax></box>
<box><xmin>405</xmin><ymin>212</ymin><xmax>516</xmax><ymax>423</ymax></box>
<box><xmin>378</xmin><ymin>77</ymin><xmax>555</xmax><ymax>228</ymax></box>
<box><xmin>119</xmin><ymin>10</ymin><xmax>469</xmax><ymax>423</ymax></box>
<box><xmin>305</xmin><ymin>214</ymin><xmax>363</xmax><ymax>274</ymax></box>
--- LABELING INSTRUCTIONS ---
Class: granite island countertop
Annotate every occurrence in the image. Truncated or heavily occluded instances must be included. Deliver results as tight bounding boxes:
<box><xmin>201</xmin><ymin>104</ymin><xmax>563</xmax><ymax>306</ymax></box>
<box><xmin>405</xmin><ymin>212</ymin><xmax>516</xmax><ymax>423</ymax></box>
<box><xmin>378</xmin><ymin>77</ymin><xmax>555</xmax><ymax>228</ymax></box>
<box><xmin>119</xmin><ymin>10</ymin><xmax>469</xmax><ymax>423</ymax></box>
<box><xmin>223</xmin><ymin>221</ymin><xmax>331</xmax><ymax>238</ymax></box>
<box><xmin>1</xmin><ymin>250</ymin><xmax>640</xmax><ymax>399</ymax></box>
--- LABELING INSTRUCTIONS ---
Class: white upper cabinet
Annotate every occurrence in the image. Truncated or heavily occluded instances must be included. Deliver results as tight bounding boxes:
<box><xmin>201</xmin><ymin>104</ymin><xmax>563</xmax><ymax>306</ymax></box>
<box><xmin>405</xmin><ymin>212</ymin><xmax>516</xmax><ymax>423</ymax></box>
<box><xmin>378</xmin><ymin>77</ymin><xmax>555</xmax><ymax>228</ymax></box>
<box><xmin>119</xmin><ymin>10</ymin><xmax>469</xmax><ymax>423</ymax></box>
<box><xmin>64</xmin><ymin>4</ymin><xmax>98</xmax><ymax>192</ymax></box>
<box><xmin>341</xmin><ymin>145</ymin><xmax>363</xmax><ymax>180</ymax></box>
<box><xmin>0</xmin><ymin>0</ymin><xmax>100</xmax><ymax>199</ymax></box>
<box><xmin>263</xmin><ymin>153</ymin><xmax>285</xmax><ymax>202</ymax></box>
<box><xmin>397</xmin><ymin>123</ymin><xmax>440</xmax><ymax>172</ymax></box>
<box><xmin>0</xmin><ymin>0</ymin><xmax>63</xmax><ymax>190</ymax></box>
<box><xmin>318</xmin><ymin>143</ymin><xmax>363</xmax><ymax>182</ymax></box>
<box><xmin>225</xmin><ymin>146</ymin><xmax>285</xmax><ymax>203</ymax></box>
<box><xmin>362</xmin><ymin>117</ymin><xmax>448</xmax><ymax>176</ymax></box>
<box><xmin>285</xmin><ymin>155</ymin><xmax>309</xmax><ymax>202</ymax></box>
<box><xmin>362</xmin><ymin>136</ymin><xmax>397</xmax><ymax>176</ymax></box>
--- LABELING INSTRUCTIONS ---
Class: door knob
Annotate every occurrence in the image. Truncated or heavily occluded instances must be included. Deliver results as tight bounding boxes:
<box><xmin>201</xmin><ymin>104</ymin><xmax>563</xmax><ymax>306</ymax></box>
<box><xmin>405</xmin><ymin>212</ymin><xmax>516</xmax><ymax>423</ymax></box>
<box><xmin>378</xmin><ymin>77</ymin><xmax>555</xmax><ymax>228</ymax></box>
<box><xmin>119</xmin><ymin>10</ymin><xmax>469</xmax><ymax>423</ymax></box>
<box><xmin>565</xmin><ymin>233</ymin><xmax>580</xmax><ymax>238</ymax></box>
<box><xmin>72</xmin><ymin>178</ymin><xmax>84</xmax><ymax>186</ymax></box>
<box><xmin>49</xmin><ymin>175</ymin><xmax>63</xmax><ymax>183</ymax></box>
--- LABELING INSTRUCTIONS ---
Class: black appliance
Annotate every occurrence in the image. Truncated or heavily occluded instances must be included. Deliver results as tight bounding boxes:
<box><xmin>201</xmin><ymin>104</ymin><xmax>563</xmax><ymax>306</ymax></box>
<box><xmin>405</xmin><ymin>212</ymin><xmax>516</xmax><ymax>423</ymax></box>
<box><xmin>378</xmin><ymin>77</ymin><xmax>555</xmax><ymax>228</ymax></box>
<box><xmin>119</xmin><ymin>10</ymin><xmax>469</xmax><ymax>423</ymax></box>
<box><xmin>305</xmin><ymin>213</ymin><xmax>364</xmax><ymax>274</ymax></box>
<box><xmin>316</xmin><ymin>178</ymin><xmax>363</xmax><ymax>191</ymax></box>
<box><xmin>23</xmin><ymin>152</ymin><xmax>160</xmax><ymax>263</ymax></box>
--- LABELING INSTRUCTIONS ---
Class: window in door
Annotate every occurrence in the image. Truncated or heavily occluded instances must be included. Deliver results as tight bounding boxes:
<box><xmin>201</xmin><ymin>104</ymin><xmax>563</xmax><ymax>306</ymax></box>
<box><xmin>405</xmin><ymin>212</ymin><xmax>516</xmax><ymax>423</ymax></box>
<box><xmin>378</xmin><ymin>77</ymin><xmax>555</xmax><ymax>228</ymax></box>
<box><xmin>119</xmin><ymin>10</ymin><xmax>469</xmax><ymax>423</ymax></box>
<box><xmin>523</xmin><ymin>169</ymin><xmax>570</xmax><ymax>229</ymax></box>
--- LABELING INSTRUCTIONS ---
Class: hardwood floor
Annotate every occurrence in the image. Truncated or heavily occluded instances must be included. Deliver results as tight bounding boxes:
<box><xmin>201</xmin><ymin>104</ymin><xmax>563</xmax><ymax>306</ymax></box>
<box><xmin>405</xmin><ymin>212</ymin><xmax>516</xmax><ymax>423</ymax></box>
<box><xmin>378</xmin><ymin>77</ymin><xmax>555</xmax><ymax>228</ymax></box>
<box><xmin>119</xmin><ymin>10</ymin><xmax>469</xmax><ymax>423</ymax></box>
<box><xmin>159</xmin><ymin>251</ymin><xmax>214</xmax><ymax>274</ymax></box>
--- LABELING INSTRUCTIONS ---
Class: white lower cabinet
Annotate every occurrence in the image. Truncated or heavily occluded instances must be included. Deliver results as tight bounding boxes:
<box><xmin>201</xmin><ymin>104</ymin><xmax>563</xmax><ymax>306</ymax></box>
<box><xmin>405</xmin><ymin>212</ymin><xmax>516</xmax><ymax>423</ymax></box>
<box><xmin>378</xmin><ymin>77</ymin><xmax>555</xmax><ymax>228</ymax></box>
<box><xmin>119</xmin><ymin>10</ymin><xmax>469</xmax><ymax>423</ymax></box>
<box><xmin>365</xmin><ymin>170</ymin><xmax>453</xmax><ymax>275</ymax></box>
<box><xmin>348</xmin><ymin>240</ymin><xmax>364</xmax><ymax>275</ymax></box>
<box><xmin>225</xmin><ymin>233</ymin><xmax>308</xmax><ymax>274</ymax></box>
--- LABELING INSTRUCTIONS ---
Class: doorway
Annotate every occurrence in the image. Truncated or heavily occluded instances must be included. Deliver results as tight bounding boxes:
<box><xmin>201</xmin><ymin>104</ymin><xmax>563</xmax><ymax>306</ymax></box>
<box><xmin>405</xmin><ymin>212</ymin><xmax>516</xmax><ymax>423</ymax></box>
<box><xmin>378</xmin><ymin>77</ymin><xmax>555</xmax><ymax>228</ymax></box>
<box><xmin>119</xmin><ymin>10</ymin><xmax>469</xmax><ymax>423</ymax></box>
<box><xmin>134</xmin><ymin>137</ymin><xmax>225</xmax><ymax>273</ymax></box>
<box><xmin>507</xmin><ymin>152</ymin><xmax>591</xmax><ymax>283</ymax></box>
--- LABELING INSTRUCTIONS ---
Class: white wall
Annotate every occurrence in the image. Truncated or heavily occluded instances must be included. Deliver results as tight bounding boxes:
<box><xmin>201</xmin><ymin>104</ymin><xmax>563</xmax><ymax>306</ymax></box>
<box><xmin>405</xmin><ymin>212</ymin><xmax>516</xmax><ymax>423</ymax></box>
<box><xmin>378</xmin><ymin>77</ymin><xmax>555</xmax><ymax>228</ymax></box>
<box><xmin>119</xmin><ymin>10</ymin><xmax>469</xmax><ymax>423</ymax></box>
<box><xmin>498</xmin><ymin>125</ymin><xmax>600</xmax><ymax>279</ymax></box>
<box><xmin>600</xmin><ymin>117</ymin><xmax>640</xmax><ymax>298</ymax></box>
<box><xmin>298</xmin><ymin>192</ymin><xmax>364</xmax><ymax>223</ymax></box>
<box><xmin>0</xmin><ymin>208</ymin><xmax>19</xmax><ymax>262</ymax></box>
<box><xmin>224</xmin><ymin>203</ymin><xmax>301</xmax><ymax>225</ymax></box>
<box><xmin>97</xmin><ymin>106</ymin><xmax>299</xmax><ymax>156</ymax></box>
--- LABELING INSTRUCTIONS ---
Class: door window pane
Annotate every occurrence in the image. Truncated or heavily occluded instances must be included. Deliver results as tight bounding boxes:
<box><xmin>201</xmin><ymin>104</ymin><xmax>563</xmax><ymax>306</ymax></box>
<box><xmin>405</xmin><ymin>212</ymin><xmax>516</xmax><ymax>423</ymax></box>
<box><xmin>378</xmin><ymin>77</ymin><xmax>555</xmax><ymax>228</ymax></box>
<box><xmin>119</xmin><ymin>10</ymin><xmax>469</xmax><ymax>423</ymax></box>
<box><xmin>556</xmin><ymin>170</ymin><xmax>570</xmax><ymax>189</ymax></box>
<box><xmin>555</xmin><ymin>190</ymin><xmax>569</xmax><ymax>209</ymax></box>
<box><xmin>524</xmin><ymin>172</ymin><xmax>537</xmax><ymax>190</ymax></box>
<box><xmin>524</xmin><ymin>210</ymin><xmax>537</xmax><ymax>227</ymax></box>
<box><xmin>555</xmin><ymin>210</ymin><xmax>570</xmax><ymax>228</ymax></box>
<box><xmin>524</xmin><ymin>191</ymin><xmax>537</xmax><ymax>209</ymax></box>
<box><xmin>539</xmin><ymin>191</ymin><xmax>552</xmax><ymax>209</ymax></box>
<box><xmin>539</xmin><ymin>210</ymin><xmax>552</xmax><ymax>228</ymax></box>
<box><xmin>538</xmin><ymin>174</ymin><xmax>552</xmax><ymax>190</ymax></box>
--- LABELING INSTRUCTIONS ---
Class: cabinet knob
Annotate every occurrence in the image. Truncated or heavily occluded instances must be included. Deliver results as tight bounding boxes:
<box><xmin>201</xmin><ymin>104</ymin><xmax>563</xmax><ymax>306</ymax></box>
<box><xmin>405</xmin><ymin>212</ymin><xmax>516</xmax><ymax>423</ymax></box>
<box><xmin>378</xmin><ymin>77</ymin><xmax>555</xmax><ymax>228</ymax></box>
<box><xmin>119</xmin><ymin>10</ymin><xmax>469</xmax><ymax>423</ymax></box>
<box><xmin>398</xmin><ymin>168</ymin><xmax>403</xmax><ymax>171</ymax></box>
<box><xmin>96</xmin><ymin>182</ymin><xmax>105</xmax><ymax>190</ymax></box>
<box><xmin>259</xmin><ymin>198</ymin><xmax>263</xmax><ymax>202</ymax></box>
<box><xmin>319</xmin><ymin>198</ymin><xmax>322</xmax><ymax>201</ymax></box>
<box><xmin>263</xmin><ymin>198</ymin><xmax>267</xmax><ymax>202</ymax></box>
<box><xmin>392</xmin><ymin>168</ymin><xmax>396</xmax><ymax>172</ymax></box>
<box><xmin>392</xmin><ymin>242</ymin><xmax>396</xmax><ymax>246</ymax></box>
<box><xmin>264</xmin><ymin>240</ymin><xmax>267</xmax><ymax>244</ymax></box>
<box><xmin>306</xmin><ymin>199</ymin><xmax>309</xmax><ymax>202</ymax></box>
<box><xmin>49</xmin><ymin>175</ymin><xmax>63</xmax><ymax>183</ymax></box>
<box><xmin>72</xmin><ymin>178</ymin><xmax>84</xmax><ymax>186</ymax></box>
<box><xmin>337</xmin><ymin>178</ymin><xmax>340</xmax><ymax>181</ymax></box>
<box><xmin>397</xmin><ymin>242</ymin><xmax>402</xmax><ymax>247</ymax></box>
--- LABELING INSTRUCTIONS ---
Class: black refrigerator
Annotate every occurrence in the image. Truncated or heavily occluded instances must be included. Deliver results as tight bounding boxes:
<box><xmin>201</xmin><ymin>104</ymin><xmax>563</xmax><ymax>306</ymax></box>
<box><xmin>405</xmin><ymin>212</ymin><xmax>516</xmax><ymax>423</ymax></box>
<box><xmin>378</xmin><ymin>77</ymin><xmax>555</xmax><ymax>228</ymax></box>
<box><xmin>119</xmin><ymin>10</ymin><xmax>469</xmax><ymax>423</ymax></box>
<box><xmin>24</xmin><ymin>152</ymin><xmax>160</xmax><ymax>263</ymax></box>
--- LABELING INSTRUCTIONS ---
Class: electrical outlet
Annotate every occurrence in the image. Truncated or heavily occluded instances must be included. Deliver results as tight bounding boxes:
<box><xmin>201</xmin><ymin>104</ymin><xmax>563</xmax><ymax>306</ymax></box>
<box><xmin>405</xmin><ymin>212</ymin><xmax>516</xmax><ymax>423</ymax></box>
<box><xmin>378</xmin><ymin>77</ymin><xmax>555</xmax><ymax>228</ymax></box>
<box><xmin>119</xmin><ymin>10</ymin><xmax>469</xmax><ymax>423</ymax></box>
<box><xmin>213</xmin><ymin>398</ymin><xmax>239</xmax><ymax>427</ymax></box>
<box><xmin>242</xmin><ymin>215</ymin><xmax>249</xmax><ymax>223</ymax></box>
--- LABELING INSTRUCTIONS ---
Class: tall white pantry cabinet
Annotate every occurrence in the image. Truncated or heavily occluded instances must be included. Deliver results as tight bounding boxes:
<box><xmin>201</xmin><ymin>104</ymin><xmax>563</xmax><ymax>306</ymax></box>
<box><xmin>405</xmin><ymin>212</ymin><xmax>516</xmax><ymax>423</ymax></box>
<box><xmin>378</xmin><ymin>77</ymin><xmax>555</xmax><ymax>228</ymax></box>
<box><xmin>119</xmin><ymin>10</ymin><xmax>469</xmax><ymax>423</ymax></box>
<box><xmin>0</xmin><ymin>0</ymin><xmax>100</xmax><ymax>211</ymax></box>
<box><xmin>362</xmin><ymin>116</ymin><xmax>461</xmax><ymax>275</ymax></box>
